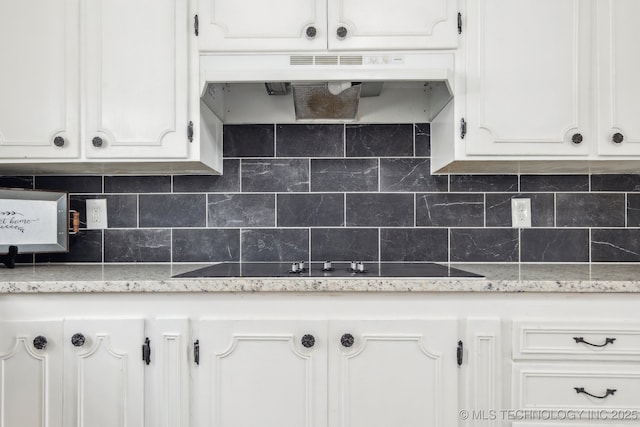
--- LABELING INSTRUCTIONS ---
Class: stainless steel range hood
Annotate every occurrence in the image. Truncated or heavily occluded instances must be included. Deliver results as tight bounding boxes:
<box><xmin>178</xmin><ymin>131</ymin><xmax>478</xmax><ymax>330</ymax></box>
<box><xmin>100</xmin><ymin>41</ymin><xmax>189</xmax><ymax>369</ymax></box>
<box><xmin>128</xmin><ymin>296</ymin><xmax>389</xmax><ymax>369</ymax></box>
<box><xmin>199</xmin><ymin>52</ymin><xmax>454</xmax><ymax>123</ymax></box>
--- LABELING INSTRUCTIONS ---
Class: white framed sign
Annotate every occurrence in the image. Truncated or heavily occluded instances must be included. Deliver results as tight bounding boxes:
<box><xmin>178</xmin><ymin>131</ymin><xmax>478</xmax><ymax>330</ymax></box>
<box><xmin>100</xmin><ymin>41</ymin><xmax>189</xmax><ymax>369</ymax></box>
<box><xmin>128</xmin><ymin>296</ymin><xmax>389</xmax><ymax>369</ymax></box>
<box><xmin>0</xmin><ymin>188</ymin><xmax>69</xmax><ymax>253</ymax></box>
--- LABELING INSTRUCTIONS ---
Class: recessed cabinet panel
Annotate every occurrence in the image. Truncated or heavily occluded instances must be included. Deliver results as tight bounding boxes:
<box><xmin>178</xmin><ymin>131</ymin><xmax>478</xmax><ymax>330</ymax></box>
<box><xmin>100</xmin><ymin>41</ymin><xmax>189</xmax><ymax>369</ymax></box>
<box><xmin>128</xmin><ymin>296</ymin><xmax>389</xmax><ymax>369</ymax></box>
<box><xmin>198</xmin><ymin>0</ymin><xmax>327</xmax><ymax>51</ymax></box>
<box><xmin>327</xmin><ymin>0</ymin><xmax>457</xmax><ymax>50</ymax></box>
<box><xmin>85</xmin><ymin>0</ymin><xmax>189</xmax><ymax>159</ymax></box>
<box><xmin>513</xmin><ymin>321</ymin><xmax>640</xmax><ymax>361</ymax></box>
<box><xmin>465</xmin><ymin>0</ymin><xmax>591</xmax><ymax>156</ymax></box>
<box><xmin>63</xmin><ymin>319</ymin><xmax>145</xmax><ymax>427</ymax></box>
<box><xmin>0</xmin><ymin>0</ymin><xmax>79</xmax><ymax>159</ymax></box>
<box><xmin>198</xmin><ymin>320</ymin><xmax>327</xmax><ymax>427</ymax></box>
<box><xmin>513</xmin><ymin>364</ymin><xmax>640</xmax><ymax>410</ymax></box>
<box><xmin>0</xmin><ymin>321</ymin><xmax>63</xmax><ymax>427</ymax></box>
<box><xmin>597</xmin><ymin>0</ymin><xmax>640</xmax><ymax>155</ymax></box>
<box><xmin>328</xmin><ymin>320</ymin><xmax>458</xmax><ymax>427</ymax></box>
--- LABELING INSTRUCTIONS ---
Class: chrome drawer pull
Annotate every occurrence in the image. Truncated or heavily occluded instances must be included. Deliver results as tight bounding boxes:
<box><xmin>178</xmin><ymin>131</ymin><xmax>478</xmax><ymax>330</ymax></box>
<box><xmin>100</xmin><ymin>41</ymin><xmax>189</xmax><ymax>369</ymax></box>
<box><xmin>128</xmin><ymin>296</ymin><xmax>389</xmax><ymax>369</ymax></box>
<box><xmin>573</xmin><ymin>336</ymin><xmax>616</xmax><ymax>347</ymax></box>
<box><xmin>574</xmin><ymin>387</ymin><xmax>616</xmax><ymax>399</ymax></box>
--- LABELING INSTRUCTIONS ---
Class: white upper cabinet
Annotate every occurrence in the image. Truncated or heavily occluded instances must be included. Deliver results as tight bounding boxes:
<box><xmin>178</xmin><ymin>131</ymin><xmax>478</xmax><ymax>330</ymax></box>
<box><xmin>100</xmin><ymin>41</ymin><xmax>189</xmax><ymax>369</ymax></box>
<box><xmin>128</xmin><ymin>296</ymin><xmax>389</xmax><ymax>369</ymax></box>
<box><xmin>84</xmin><ymin>0</ymin><xmax>190</xmax><ymax>159</ymax></box>
<box><xmin>0</xmin><ymin>0</ymin><xmax>222</xmax><ymax>175</ymax></box>
<box><xmin>596</xmin><ymin>0</ymin><xmax>640</xmax><ymax>156</ymax></box>
<box><xmin>0</xmin><ymin>0</ymin><xmax>80</xmax><ymax>159</ymax></box>
<box><xmin>464</xmin><ymin>0</ymin><xmax>591</xmax><ymax>156</ymax></box>
<box><xmin>197</xmin><ymin>0</ymin><xmax>459</xmax><ymax>52</ymax></box>
<box><xmin>198</xmin><ymin>0</ymin><xmax>327</xmax><ymax>52</ymax></box>
<box><xmin>327</xmin><ymin>0</ymin><xmax>458</xmax><ymax>50</ymax></box>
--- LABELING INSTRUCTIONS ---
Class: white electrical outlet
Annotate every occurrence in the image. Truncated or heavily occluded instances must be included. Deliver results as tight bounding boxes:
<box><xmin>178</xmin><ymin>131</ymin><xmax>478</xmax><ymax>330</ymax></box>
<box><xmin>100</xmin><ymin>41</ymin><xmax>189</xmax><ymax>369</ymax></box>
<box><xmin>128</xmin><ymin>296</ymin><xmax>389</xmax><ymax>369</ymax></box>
<box><xmin>86</xmin><ymin>199</ymin><xmax>108</xmax><ymax>229</ymax></box>
<box><xmin>511</xmin><ymin>198</ymin><xmax>532</xmax><ymax>228</ymax></box>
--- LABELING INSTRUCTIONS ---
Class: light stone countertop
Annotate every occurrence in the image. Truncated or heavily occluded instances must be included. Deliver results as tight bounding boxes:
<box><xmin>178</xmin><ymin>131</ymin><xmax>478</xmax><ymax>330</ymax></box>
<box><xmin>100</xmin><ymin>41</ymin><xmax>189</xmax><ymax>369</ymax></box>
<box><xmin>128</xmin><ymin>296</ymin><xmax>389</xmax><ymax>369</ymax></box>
<box><xmin>2</xmin><ymin>263</ymin><xmax>640</xmax><ymax>293</ymax></box>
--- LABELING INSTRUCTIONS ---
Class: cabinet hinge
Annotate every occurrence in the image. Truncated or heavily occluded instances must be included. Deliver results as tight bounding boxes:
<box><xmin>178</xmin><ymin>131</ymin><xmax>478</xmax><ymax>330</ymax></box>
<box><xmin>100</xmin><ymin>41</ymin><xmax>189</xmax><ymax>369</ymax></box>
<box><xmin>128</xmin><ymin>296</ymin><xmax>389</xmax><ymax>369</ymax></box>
<box><xmin>188</xmin><ymin>121</ymin><xmax>194</xmax><ymax>143</ymax></box>
<box><xmin>142</xmin><ymin>337</ymin><xmax>151</xmax><ymax>365</ymax></box>
<box><xmin>460</xmin><ymin>118</ymin><xmax>467</xmax><ymax>140</ymax></box>
<box><xmin>457</xmin><ymin>340</ymin><xmax>463</xmax><ymax>366</ymax></box>
<box><xmin>194</xmin><ymin>14</ymin><xmax>199</xmax><ymax>36</ymax></box>
<box><xmin>194</xmin><ymin>339</ymin><xmax>200</xmax><ymax>365</ymax></box>
<box><xmin>457</xmin><ymin>12</ymin><xmax>462</xmax><ymax>34</ymax></box>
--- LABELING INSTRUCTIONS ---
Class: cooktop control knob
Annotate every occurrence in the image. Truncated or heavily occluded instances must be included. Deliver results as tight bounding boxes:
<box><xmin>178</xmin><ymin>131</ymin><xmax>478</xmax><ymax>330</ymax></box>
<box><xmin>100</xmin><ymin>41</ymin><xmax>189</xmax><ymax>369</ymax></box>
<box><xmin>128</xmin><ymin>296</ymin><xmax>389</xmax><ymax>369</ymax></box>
<box><xmin>323</xmin><ymin>260</ymin><xmax>333</xmax><ymax>271</ymax></box>
<box><xmin>290</xmin><ymin>262</ymin><xmax>301</xmax><ymax>273</ymax></box>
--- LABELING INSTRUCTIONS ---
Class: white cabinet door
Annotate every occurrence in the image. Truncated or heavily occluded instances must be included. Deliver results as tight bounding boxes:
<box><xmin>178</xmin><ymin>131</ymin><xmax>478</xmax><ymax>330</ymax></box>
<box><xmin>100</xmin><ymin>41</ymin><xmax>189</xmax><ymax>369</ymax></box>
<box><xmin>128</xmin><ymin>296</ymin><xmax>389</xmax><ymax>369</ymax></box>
<box><xmin>0</xmin><ymin>0</ymin><xmax>80</xmax><ymax>159</ymax></box>
<box><xmin>327</xmin><ymin>0</ymin><xmax>458</xmax><ymax>50</ymax></box>
<box><xmin>197</xmin><ymin>319</ymin><xmax>327</xmax><ymax>427</ymax></box>
<box><xmin>464</xmin><ymin>0</ymin><xmax>591</xmax><ymax>156</ymax></box>
<box><xmin>328</xmin><ymin>319</ymin><xmax>458</xmax><ymax>427</ymax></box>
<box><xmin>0</xmin><ymin>321</ymin><xmax>64</xmax><ymax>427</ymax></box>
<box><xmin>197</xmin><ymin>0</ymin><xmax>327</xmax><ymax>52</ymax></box>
<box><xmin>145</xmin><ymin>319</ymin><xmax>191</xmax><ymax>427</ymax></box>
<box><xmin>596</xmin><ymin>0</ymin><xmax>640</xmax><ymax>156</ymax></box>
<box><xmin>63</xmin><ymin>319</ymin><xmax>145</xmax><ymax>427</ymax></box>
<box><xmin>84</xmin><ymin>0</ymin><xmax>190</xmax><ymax>159</ymax></box>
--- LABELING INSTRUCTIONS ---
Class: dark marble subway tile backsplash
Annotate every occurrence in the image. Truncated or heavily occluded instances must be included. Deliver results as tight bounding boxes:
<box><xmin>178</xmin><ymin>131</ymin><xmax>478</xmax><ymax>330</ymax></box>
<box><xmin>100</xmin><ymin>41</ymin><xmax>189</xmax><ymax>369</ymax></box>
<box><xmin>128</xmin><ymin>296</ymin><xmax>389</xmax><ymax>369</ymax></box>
<box><xmin>172</xmin><ymin>229</ymin><xmax>240</xmax><ymax>262</ymax></box>
<box><xmin>7</xmin><ymin>123</ymin><xmax>640</xmax><ymax>264</ymax></box>
<box><xmin>223</xmin><ymin>124</ymin><xmax>274</xmax><ymax>157</ymax></box>
<box><xmin>556</xmin><ymin>194</ymin><xmax>625</xmax><ymax>227</ymax></box>
<box><xmin>241</xmin><ymin>159</ymin><xmax>309</xmax><ymax>192</ymax></box>
<box><xmin>416</xmin><ymin>194</ymin><xmax>484</xmax><ymax>227</ymax></box>
<box><xmin>520</xmin><ymin>229</ymin><xmax>589</xmax><ymax>263</ymax></box>
<box><xmin>380</xmin><ymin>159</ymin><xmax>448</xmax><ymax>192</ymax></box>
<box><xmin>173</xmin><ymin>159</ymin><xmax>240</xmax><ymax>193</ymax></box>
<box><xmin>105</xmin><ymin>176</ymin><xmax>170</xmax><ymax>193</ymax></box>
<box><xmin>139</xmin><ymin>194</ymin><xmax>206</xmax><ymax>228</ymax></box>
<box><xmin>519</xmin><ymin>175</ymin><xmax>589</xmax><ymax>192</ymax></box>
<box><xmin>208</xmin><ymin>194</ymin><xmax>275</xmax><ymax>227</ymax></box>
<box><xmin>450</xmin><ymin>228</ymin><xmax>519</xmax><ymax>262</ymax></box>
<box><xmin>36</xmin><ymin>175</ymin><xmax>103</xmax><ymax>193</ymax></box>
<box><xmin>276</xmin><ymin>124</ymin><xmax>344</xmax><ymax>157</ymax></box>
<box><xmin>310</xmin><ymin>159</ymin><xmax>378</xmax><ymax>192</ymax></box>
<box><xmin>450</xmin><ymin>175</ymin><xmax>518</xmax><ymax>193</ymax></box>
<box><xmin>346</xmin><ymin>124</ymin><xmax>413</xmax><ymax>157</ymax></box>
<box><xmin>277</xmin><ymin>193</ymin><xmax>344</xmax><ymax>227</ymax></box>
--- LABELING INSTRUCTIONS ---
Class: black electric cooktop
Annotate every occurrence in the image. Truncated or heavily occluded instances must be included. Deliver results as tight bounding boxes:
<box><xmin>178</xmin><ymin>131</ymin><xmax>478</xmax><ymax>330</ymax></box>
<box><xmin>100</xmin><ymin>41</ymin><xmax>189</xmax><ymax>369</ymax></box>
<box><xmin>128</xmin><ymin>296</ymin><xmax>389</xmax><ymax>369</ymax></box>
<box><xmin>174</xmin><ymin>262</ymin><xmax>483</xmax><ymax>279</ymax></box>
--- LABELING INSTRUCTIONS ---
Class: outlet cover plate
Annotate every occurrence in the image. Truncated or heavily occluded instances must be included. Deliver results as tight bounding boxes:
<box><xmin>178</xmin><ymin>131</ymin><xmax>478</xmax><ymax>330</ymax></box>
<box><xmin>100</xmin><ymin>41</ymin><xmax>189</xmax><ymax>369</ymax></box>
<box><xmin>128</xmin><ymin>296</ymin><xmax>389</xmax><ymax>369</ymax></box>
<box><xmin>511</xmin><ymin>198</ymin><xmax>532</xmax><ymax>228</ymax></box>
<box><xmin>86</xmin><ymin>199</ymin><xmax>108</xmax><ymax>229</ymax></box>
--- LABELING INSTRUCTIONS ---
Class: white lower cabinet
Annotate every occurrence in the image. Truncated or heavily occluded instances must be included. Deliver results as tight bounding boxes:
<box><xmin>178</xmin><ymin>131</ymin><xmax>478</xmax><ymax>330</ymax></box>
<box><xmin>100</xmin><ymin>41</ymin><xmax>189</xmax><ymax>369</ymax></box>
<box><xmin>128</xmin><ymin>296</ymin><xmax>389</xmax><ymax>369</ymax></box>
<box><xmin>63</xmin><ymin>319</ymin><xmax>145</xmax><ymax>427</ymax></box>
<box><xmin>5</xmin><ymin>293</ymin><xmax>640</xmax><ymax>427</ymax></box>
<box><xmin>197</xmin><ymin>320</ymin><xmax>327</xmax><ymax>427</ymax></box>
<box><xmin>327</xmin><ymin>320</ymin><xmax>458</xmax><ymax>427</ymax></box>
<box><xmin>0</xmin><ymin>321</ymin><xmax>64</xmax><ymax>427</ymax></box>
<box><xmin>0</xmin><ymin>317</ymin><xmax>189</xmax><ymax>427</ymax></box>
<box><xmin>510</xmin><ymin>320</ymin><xmax>640</xmax><ymax>426</ymax></box>
<box><xmin>196</xmin><ymin>318</ymin><xmax>458</xmax><ymax>427</ymax></box>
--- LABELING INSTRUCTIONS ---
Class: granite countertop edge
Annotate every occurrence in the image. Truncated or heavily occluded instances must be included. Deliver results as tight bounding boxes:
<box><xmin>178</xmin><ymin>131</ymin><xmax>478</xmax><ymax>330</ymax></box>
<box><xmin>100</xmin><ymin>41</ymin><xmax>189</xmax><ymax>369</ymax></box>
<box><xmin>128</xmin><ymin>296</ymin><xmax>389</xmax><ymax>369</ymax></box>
<box><xmin>2</xmin><ymin>264</ymin><xmax>640</xmax><ymax>293</ymax></box>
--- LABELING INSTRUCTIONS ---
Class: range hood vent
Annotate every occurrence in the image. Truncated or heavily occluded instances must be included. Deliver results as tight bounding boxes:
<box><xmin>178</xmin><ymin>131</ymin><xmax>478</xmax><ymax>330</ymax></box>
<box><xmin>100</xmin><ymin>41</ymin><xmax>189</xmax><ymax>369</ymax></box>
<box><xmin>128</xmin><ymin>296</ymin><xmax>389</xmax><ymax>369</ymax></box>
<box><xmin>200</xmin><ymin>52</ymin><xmax>454</xmax><ymax>124</ymax></box>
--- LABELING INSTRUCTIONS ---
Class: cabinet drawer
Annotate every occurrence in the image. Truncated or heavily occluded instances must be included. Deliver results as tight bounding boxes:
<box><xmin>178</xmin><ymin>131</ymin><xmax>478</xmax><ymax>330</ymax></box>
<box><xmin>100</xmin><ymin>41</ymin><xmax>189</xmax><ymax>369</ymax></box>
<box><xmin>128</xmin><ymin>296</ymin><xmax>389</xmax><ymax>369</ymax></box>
<box><xmin>513</xmin><ymin>321</ymin><xmax>640</xmax><ymax>361</ymax></box>
<box><xmin>513</xmin><ymin>364</ymin><xmax>640</xmax><ymax>410</ymax></box>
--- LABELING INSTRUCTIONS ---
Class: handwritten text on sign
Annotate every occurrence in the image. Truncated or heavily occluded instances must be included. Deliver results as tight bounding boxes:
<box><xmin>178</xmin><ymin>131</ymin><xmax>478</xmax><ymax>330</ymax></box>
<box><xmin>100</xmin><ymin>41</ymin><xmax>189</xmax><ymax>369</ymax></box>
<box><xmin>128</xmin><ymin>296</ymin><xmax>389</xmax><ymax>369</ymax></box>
<box><xmin>0</xmin><ymin>199</ymin><xmax>58</xmax><ymax>245</ymax></box>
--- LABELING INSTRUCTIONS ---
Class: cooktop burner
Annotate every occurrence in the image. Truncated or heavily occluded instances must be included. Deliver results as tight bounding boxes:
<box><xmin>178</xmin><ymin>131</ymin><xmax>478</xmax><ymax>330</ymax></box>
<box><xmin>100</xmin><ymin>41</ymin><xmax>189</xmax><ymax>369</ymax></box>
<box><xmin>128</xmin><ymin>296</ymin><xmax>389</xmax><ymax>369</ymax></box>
<box><xmin>173</xmin><ymin>262</ymin><xmax>483</xmax><ymax>278</ymax></box>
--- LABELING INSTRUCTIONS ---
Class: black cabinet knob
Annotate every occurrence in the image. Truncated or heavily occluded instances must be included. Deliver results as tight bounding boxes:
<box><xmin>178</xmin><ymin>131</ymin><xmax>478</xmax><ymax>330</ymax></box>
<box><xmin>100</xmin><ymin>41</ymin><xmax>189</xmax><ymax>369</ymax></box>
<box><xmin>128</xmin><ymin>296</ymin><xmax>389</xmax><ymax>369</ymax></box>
<box><xmin>301</xmin><ymin>334</ymin><xmax>315</xmax><ymax>348</ymax></box>
<box><xmin>336</xmin><ymin>26</ymin><xmax>348</xmax><ymax>39</ymax></box>
<box><xmin>33</xmin><ymin>336</ymin><xmax>48</xmax><ymax>350</ymax></box>
<box><xmin>92</xmin><ymin>136</ymin><xmax>103</xmax><ymax>147</ymax></box>
<box><xmin>306</xmin><ymin>26</ymin><xmax>317</xmax><ymax>39</ymax></box>
<box><xmin>341</xmin><ymin>333</ymin><xmax>354</xmax><ymax>348</ymax></box>
<box><xmin>71</xmin><ymin>333</ymin><xmax>86</xmax><ymax>347</ymax></box>
<box><xmin>571</xmin><ymin>133</ymin><xmax>583</xmax><ymax>144</ymax></box>
<box><xmin>53</xmin><ymin>136</ymin><xmax>65</xmax><ymax>147</ymax></box>
<box><xmin>613</xmin><ymin>132</ymin><xmax>624</xmax><ymax>144</ymax></box>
